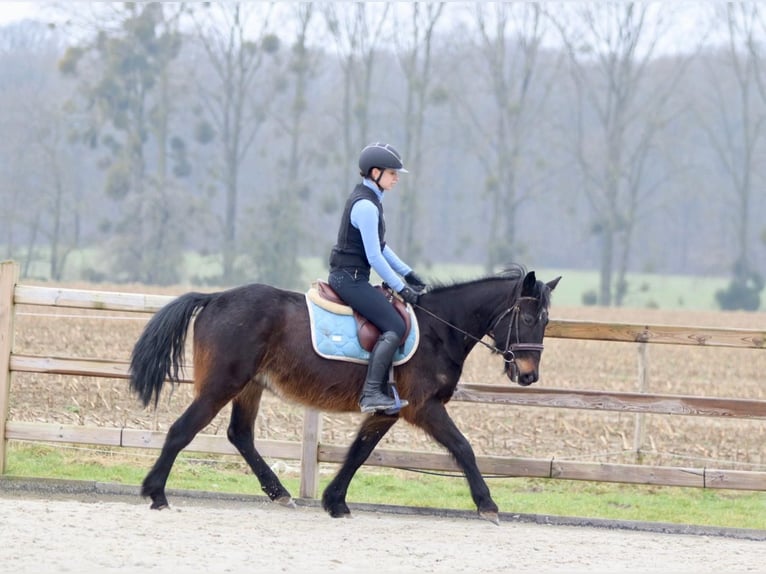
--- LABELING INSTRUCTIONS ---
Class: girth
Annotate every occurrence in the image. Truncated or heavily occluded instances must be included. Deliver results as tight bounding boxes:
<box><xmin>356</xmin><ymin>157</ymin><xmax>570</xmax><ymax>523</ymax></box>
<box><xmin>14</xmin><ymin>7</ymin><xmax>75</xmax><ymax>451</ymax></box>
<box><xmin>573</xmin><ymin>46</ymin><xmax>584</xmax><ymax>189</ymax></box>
<box><xmin>311</xmin><ymin>280</ymin><xmax>412</xmax><ymax>352</ymax></box>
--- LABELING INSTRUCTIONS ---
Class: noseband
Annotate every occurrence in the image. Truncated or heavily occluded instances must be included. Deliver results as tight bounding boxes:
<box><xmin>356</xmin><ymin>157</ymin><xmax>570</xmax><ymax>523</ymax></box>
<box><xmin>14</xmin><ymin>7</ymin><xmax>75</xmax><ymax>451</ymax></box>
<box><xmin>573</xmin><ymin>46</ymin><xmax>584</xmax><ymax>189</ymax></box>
<box><xmin>489</xmin><ymin>297</ymin><xmax>545</xmax><ymax>376</ymax></box>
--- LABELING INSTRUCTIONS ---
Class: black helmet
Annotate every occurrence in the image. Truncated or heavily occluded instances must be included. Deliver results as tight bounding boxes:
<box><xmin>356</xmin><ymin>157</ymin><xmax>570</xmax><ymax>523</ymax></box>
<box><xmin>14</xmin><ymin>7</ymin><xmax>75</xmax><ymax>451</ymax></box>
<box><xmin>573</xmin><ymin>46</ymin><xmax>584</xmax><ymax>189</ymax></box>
<box><xmin>358</xmin><ymin>142</ymin><xmax>409</xmax><ymax>177</ymax></box>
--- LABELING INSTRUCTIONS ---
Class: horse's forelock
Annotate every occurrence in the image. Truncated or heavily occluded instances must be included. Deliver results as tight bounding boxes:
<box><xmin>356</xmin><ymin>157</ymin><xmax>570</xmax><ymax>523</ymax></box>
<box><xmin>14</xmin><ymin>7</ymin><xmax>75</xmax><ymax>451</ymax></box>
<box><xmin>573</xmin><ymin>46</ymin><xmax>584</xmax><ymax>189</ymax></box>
<box><xmin>497</xmin><ymin>264</ymin><xmax>528</xmax><ymax>280</ymax></box>
<box><xmin>499</xmin><ymin>265</ymin><xmax>553</xmax><ymax>311</ymax></box>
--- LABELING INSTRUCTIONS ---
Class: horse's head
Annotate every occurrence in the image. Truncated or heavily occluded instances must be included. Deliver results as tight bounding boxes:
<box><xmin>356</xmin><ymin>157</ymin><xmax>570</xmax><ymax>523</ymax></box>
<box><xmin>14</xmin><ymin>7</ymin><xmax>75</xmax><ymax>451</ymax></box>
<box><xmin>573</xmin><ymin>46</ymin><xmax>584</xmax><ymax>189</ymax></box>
<box><xmin>489</xmin><ymin>270</ymin><xmax>561</xmax><ymax>386</ymax></box>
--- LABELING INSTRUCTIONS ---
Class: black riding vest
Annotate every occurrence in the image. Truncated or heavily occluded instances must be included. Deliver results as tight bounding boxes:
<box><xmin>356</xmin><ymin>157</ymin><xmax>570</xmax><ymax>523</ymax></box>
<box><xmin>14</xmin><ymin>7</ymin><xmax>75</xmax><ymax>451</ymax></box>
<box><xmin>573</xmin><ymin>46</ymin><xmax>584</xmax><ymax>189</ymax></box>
<box><xmin>329</xmin><ymin>184</ymin><xmax>386</xmax><ymax>272</ymax></box>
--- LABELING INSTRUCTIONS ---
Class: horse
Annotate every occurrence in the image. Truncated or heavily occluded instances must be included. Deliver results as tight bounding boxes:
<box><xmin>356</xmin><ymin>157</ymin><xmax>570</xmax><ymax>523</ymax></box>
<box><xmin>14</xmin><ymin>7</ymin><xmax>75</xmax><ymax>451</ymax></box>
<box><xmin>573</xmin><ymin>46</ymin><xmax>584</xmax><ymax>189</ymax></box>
<box><xmin>129</xmin><ymin>264</ymin><xmax>561</xmax><ymax>524</ymax></box>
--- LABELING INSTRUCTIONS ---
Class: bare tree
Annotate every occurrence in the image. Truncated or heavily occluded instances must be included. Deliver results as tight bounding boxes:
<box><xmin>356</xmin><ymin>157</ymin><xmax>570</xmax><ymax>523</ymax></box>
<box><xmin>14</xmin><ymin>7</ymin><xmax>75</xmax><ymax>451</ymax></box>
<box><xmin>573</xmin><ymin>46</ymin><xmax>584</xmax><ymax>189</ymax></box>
<box><xmin>464</xmin><ymin>3</ymin><xmax>556</xmax><ymax>273</ymax></box>
<box><xmin>393</xmin><ymin>2</ymin><xmax>445</xmax><ymax>263</ymax></box>
<box><xmin>255</xmin><ymin>3</ymin><xmax>317</xmax><ymax>289</ymax></box>
<box><xmin>29</xmin><ymin>107</ymin><xmax>82</xmax><ymax>280</ymax></box>
<box><xmin>0</xmin><ymin>21</ymin><xmax>50</xmax><ymax>271</ymax></box>
<box><xmin>550</xmin><ymin>4</ymin><xmax>693</xmax><ymax>306</ymax></box>
<box><xmin>322</xmin><ymin>3</ymin><xmax>390</xmax><ymax>193</ymax></box>
<box><xmin>59</xmin><ymin>3</ymin><xmax>192</xmax><ymax>284</ymax></box>
<box><xmin>700</xmin><ymin>4</ymin><xmax>766</xmax><ymax>309</ymax></box>
<box><xmin>0</xmin><ymin>20</ymin><xmax>81</xmax><ymax>280</ymax></box>
<box><xmin>192</xmin><ymin>2</ymin><xmax>279</xmax><ymax>284</ymax></box>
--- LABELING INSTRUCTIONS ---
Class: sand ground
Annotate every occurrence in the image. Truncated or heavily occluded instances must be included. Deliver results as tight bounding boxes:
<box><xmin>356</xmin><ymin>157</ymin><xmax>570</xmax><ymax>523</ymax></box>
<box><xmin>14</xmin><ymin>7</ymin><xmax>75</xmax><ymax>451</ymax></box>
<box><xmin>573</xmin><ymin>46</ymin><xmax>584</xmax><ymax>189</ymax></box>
<box><xmin>0</xmin><ymin>485</ymin><xmax>763</xmax><ymax>574</ymax></box>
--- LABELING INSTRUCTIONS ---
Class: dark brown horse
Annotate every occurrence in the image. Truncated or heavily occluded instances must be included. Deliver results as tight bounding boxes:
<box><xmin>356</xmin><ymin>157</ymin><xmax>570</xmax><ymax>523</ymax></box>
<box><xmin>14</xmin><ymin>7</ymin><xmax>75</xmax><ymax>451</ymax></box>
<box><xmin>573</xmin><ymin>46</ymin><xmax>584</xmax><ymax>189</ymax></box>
<box><xmin>129</xmin><ymin>265</ymin><xmax>560</xmax><ymax>523</ymax></box>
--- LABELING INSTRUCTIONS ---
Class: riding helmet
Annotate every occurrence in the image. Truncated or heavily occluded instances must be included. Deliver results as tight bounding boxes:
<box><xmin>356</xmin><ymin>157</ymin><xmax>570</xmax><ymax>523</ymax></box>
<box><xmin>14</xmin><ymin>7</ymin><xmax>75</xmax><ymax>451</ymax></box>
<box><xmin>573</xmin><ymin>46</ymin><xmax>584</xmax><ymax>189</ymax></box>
<box><xmin>358</xmin><ymin>142</ymin><xmax>409</xmax><ymax>177</ymax></box>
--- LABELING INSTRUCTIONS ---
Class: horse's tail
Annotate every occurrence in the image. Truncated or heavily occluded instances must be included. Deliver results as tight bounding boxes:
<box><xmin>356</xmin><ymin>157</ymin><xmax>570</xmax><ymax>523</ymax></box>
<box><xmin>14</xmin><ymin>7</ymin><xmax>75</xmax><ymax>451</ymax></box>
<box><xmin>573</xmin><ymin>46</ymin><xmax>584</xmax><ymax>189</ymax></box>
<box><xmin>129</xmin><ymin>291</ymin><xmax>214</xmax><ymax>408</ymax></box>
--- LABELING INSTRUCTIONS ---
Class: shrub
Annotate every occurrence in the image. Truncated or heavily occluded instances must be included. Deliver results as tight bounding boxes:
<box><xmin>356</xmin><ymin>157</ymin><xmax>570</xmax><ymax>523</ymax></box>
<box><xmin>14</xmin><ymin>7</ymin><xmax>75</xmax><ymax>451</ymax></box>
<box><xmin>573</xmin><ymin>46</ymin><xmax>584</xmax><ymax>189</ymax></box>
<box><xmin>581</xmin><ymin>289</ymin><xmax>598</xmax><ymax>306</ymax></box>
<box><xmin>715</xmin><ymin>269</ymin><xmax>763</xmax><ymax>311</ymax></box>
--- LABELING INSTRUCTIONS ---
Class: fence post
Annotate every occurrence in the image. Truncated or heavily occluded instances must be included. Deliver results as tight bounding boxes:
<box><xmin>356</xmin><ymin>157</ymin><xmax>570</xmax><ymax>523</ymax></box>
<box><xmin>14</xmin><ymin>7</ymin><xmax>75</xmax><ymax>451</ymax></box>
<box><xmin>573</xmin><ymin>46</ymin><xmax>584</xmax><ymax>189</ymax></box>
<box><xmin>633</xmin><ymin>341</ymin><xmax>648</xmax><ymax>460</ymax></box>
<box><xmin>299</xmin><ymin>408</ymin><xmax>322</xmax><ymax>498</ymax></box>
<box><xmin>0</xmin><ymin>261</ymin><xmax>19</xmax><ymax>474</ymax></box>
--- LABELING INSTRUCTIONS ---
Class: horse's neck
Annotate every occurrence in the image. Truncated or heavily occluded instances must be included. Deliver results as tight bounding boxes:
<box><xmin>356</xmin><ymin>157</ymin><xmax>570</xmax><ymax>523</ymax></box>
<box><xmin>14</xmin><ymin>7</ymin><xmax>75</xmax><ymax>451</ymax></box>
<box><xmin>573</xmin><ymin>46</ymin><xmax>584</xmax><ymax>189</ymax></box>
<box><xmin>436</xmin><ymin>280</ymin><xmax>513</xmax><ymax>342</ymax></box>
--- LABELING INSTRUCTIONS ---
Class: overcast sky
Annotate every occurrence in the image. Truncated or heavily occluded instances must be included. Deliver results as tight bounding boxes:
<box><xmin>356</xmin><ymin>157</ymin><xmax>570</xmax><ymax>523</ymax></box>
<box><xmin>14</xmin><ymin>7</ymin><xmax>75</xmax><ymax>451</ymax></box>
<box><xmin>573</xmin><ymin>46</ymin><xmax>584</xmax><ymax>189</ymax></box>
<box><xmin>0</xmin><ymin>1</ymin><xmax>732</xmax><ymax>58</ymax></box>
<box><xmin>1</xmin><ymin>1</ymin><xmax>41</xmax><ymax>24</ymax></box>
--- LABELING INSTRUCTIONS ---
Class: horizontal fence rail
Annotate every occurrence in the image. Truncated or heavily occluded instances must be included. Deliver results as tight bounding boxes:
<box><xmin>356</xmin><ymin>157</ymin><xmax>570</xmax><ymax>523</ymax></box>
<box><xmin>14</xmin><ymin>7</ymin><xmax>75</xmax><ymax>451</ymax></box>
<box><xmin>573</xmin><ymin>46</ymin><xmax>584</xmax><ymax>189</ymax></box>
<box><xmin>545</xmin><ymin>320</ymin><xmax>766</xmax><ymax>348</ymax></box>
<box><xmin>2</xmin><ymin>260</ymin><xmax>766</xmax><ymax>497</ymax></box>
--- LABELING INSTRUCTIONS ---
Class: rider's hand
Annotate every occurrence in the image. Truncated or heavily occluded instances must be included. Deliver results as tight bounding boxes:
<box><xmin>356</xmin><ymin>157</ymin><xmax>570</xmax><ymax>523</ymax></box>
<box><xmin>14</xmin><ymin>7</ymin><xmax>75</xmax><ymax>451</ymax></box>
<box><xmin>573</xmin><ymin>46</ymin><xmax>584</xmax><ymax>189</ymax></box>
<box><xmin>404</xmin><ymin>271</ymin><xmax>427</xmax><ymax>293</ymax></box>
<box><xmin>398</xmin><ymin>285</ymin><xmax>420</xmax><ymax>306</ymax></box>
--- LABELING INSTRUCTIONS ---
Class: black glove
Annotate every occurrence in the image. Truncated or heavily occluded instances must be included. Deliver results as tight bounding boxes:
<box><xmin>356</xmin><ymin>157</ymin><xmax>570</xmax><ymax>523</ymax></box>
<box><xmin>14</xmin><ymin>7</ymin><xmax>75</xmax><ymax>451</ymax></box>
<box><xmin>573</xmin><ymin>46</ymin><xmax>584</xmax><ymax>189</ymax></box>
<box><xmin>404</xmin><ymin>271</ymin><xmax>427</xmax><ymax>293</ymax></box>
<box><xmin>398</xmin><ymin>285</ymin><xmax>420</xmax><ymax>306</ymax></box>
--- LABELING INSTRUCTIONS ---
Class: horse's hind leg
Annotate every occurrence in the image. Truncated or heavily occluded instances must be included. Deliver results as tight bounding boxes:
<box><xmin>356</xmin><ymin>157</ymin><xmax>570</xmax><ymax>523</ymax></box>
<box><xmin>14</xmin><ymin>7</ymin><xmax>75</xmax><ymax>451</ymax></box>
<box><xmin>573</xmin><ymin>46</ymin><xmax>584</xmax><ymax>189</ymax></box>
<box><xmin>142</xmin><ymin>394</ymin><xmax>228</xmax><ymax>509</ymax></box>
<box><xmin>227</xmin><ymin>384</ymin><xmax>294</xmax><ymax>507</ymax></box>
<box><xmin>322</xmin><ymin>414</ymin><xmax>398</xmax><ymax>518</ymax></box>
<box><xmin>414</xmin><ymin>400</ymin><xmax>499</xmax><ymax>524</ymax></box>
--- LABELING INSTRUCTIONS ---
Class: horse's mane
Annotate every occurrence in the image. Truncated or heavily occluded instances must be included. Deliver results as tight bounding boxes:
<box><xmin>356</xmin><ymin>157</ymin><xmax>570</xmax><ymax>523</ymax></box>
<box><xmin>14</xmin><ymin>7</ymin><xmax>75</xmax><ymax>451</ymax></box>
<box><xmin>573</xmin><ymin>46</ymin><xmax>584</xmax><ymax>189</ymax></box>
<box><xmin>425</xmin><ymin>263</ymin><xmax>551</xmax><ymax>310</ymax></box>
<box><xmin>426</xmin><ymin>264</ymin><xmax>527</xmax><ymax>294</ymax></box>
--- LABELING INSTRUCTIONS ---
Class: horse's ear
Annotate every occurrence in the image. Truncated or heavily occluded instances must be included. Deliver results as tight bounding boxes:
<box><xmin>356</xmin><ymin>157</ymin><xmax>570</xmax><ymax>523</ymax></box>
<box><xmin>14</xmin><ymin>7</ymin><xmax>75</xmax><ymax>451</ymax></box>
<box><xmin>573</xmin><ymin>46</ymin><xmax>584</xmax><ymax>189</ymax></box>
<box><xmin>522</xmin><ymin>271</ymin><xmax>537</xmax><ymax>295</ymax></box>
<box><xmin>546</xmin><ymin>276</ymin><xmax>562</xmax><ymax>292</ymax></box>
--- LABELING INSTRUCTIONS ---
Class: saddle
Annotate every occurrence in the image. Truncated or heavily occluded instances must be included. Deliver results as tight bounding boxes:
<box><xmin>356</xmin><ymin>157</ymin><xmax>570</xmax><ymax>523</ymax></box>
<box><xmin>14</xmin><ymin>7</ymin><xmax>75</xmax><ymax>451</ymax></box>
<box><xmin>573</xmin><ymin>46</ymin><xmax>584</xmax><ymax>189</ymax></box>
<box><xmin>307</xmin><ymin>280</ymin><xmax>412</xmax><ymax>352</ymax></box>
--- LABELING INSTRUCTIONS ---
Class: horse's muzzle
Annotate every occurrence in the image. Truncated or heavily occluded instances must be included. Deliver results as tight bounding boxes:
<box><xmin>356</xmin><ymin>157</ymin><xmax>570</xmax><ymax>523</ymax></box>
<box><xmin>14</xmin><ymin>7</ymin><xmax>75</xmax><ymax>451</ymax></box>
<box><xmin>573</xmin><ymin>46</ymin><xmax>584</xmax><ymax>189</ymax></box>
<box><xmin>505</xmin><ymin>361</ymin><xmax>539</xmax><ymax>386</ymax></box>
<box><xmin>516</xmin><ymin>371</ymin><xmax>538</xmax><ymax>386</ymax></box>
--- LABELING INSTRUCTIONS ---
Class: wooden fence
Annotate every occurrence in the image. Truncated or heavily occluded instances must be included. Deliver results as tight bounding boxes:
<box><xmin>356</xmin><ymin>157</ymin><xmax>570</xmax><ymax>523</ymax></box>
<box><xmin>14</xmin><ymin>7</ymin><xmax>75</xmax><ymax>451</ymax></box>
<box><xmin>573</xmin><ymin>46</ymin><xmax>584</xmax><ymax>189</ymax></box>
<box><xmin>1</xmin><ymin>259</ymin><xmax>765</xmax><ymax>498</ymax></box>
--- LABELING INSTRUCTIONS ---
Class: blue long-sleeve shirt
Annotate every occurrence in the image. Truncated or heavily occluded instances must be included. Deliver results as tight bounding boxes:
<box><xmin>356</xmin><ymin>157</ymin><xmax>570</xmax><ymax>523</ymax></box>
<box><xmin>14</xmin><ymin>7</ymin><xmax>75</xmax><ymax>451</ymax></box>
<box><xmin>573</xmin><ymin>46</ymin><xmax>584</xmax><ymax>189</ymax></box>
<box><xmin>349</xmin><ymin>178</ymin><xmax>412</xmax><ymax>292</ymax></box>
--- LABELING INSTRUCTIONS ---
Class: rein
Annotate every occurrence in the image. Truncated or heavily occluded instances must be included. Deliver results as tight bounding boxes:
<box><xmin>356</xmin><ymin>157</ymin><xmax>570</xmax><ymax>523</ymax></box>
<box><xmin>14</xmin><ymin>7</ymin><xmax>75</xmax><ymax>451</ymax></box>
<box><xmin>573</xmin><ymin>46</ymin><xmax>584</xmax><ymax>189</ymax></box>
<box><xmin>411</xmin><ymin>295</ymin><xmax>544</xmax><ymax>375</ymax></box>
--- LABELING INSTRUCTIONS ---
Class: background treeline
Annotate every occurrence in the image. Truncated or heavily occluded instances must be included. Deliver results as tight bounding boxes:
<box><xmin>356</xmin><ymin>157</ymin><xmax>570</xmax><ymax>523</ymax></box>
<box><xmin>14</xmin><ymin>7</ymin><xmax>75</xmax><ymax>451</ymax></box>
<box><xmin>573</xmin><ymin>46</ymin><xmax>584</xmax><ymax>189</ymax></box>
<box><xmin>0</xmin><ymin>2</ymin><xmax>764</xmax><ymax>309</ymax></box>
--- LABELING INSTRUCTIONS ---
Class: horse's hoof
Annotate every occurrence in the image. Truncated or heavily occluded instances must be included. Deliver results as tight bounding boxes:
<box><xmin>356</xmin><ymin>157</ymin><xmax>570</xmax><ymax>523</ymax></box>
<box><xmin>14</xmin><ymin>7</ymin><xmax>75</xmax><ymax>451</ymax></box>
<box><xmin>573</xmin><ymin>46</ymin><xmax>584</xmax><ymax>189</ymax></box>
<box><xmin>325</xmin><ymin>504</ymin><xmax>352</xmax><ymax>518</ymax></box>
<box><xmin>276</xmin><ymin>495</ymin><xmax>296</xmax><ymax>508</ymax></box>
<box><xmin>479</xmin><ymin>510</ymin><xmax>500</xmax><ymax>525</ymax></box>
<box><xmin>147</xmin><ymin>491</ymin><xmax>170</xmax><ymax>510</ymax></box>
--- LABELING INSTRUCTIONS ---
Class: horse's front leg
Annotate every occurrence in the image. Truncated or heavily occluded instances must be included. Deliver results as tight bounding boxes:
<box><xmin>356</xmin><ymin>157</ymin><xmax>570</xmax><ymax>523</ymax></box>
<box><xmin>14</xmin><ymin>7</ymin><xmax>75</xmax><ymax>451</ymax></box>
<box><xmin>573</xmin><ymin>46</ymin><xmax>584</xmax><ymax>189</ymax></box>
<box><xmin>322</xmin><ymin>414</ymin><xmax>398</xmax><ymax>518</ymax></box>
<box><xmin>414</xmin><ymin>399</ymin><xmax>499</xmax><ymax>524</ymax></box>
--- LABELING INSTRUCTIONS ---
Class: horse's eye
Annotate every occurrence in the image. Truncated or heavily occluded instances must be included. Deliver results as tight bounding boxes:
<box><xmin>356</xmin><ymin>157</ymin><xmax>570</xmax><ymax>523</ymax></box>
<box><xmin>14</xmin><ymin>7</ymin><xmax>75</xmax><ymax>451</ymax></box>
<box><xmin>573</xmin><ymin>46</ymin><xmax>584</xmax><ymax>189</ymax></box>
<box><xmin>522</xmin><ymin>313</ymin><xmax>535</xmax><ymax>326</ymax></box>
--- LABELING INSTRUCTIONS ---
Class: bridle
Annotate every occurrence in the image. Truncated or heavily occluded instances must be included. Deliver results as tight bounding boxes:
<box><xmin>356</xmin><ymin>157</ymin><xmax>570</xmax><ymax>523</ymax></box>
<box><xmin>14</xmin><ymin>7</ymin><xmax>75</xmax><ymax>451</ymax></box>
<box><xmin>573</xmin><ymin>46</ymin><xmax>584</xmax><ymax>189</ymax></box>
<box><xmin>411</xmin><ymin>294</ymin><xmax>545</xmax><ymax>378</ymax></box>
<box><xmin>487</xmin><ymin>297</ymin><xmax>545</xmax><ymax>377</ymax></box>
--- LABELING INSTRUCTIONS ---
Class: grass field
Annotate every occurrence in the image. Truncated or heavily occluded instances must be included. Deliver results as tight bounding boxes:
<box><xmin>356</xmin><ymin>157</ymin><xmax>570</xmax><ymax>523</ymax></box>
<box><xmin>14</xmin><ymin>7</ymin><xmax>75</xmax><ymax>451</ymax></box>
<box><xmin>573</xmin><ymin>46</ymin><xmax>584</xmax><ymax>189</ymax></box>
<box><xmin>7</xmin><ymin>442</ymin><xmax>766</xmax><ymax>530</ymax></box>
<box><xmin>236</xmin><ymin>258</ymin><xmax>754</xmax><ymax>311</ymax></box>
<box><xmin>16</xmin><ymin>249</ymin><xmax>761</xmax><ymax>311</ymax></box>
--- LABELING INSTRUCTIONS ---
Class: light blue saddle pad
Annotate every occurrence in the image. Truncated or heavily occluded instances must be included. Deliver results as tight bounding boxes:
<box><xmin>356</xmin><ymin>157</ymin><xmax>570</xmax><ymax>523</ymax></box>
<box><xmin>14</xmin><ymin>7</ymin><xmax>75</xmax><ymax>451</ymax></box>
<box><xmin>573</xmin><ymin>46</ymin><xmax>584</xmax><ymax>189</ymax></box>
<box><xmin>305</xmin><ymin>291</ymin><xmax>419</xmax><ymax>365</ymax></box>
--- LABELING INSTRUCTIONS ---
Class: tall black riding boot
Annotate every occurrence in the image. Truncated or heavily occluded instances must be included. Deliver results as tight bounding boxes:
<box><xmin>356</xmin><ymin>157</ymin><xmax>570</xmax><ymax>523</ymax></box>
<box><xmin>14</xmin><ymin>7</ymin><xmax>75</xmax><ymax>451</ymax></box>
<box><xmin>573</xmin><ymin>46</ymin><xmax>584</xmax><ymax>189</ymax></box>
<box><xmin>359</xmin><ymin>330</ymin><xmax>409</xmax><ymax>414</ymax></box>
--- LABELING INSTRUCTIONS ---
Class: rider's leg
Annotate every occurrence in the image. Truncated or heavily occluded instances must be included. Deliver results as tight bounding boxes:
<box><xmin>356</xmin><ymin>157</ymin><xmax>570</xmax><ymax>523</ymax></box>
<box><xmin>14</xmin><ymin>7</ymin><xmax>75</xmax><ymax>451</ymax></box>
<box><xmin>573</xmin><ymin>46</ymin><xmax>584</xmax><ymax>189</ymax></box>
<box><xmin>328</xmin><ymin>269</ymin><xmax>408</xmax><ymax>413</ymax></box>
<box><xmin>359</xmin><ymin>330</ymin><xmax>407</xmax><ymax>413</ymax></box>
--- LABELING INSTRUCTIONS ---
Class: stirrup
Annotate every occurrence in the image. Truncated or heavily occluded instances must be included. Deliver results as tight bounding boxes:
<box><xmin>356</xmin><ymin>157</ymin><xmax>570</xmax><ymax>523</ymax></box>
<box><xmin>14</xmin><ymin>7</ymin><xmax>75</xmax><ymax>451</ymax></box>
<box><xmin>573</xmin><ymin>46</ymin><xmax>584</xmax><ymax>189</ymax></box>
<box><xmin>382</xmin><ymin>383</ymin><xmax>407</xmax><ymax>415</ymax></box>
<box><xmin>359</xmin><ymin>365</ymin><xmax>408</xmax><ymax>415</ymax></box>
<box><xmin>382</xmin><ymin>364</ymin><xmax>407</xmax><ymax>414</ymax></box>
<box><xmin>358</xmin><ymin>385</ymin><xmax>409</xmax><ymax>414</ymax></box>
<box><xmin>359</xmin><ymin>389</ymin><xmax>398</xmax><ymax>413</ymax></box>
<box><xmin>360</xmin><ymin>401</ymin><xmax>396</xmax><ymax>414</ymax></box>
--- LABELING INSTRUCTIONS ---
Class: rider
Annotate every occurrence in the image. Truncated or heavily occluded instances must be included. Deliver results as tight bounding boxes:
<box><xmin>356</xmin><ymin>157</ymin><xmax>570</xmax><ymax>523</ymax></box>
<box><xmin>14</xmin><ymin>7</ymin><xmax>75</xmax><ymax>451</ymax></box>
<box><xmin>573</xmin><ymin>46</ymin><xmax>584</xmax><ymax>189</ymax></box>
<box><xmin>328</xmin><ymin>142</ymin><xmax>427</xmax><ymax>413</ymax></box>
